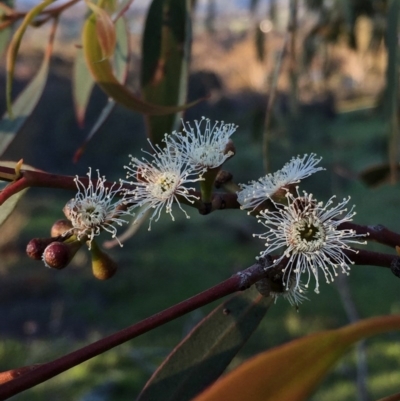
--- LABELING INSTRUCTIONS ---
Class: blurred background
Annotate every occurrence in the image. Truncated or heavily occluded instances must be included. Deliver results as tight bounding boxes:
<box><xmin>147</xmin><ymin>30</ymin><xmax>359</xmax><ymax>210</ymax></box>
<box><xmin>1</xmin><ymin>0</ymin><xmax>400</xmax><ymax>400</ymax></box>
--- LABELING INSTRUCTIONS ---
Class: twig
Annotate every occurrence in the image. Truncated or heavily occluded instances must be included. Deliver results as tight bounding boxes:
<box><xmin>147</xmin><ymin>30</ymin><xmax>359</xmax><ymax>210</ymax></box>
<box><xmin>0</xmin><ymin>262</ymin><xmax>267</xmax><ymax>400</ymax></box>
<box><xmin>339</xmin><ymin>222</ymin><xmax>400</xmax><ymax>249</ymax></box>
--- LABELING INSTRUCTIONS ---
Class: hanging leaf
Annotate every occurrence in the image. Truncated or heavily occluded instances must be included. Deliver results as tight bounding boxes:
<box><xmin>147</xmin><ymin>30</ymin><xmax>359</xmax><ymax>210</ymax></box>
<box><xmin>82</xmin><ymin>7</ymin><xmax>202</xmax><ymax>116</ymax></box>
<box><xmin>73</xmin><ymin>99</ymin><xmax>115</xmax><ymax>162</ymax></box>
<box><xmin>0</xmin><ymin>161</ymin><xmax>39</xmax><ymax>227</ymax></box>
<box><xmin>384</xmin><ymin>0</ymin><xmax>400</xmax><ymax>182</ymax></box>
<box><xmin>85</xmin><ymin>0</ymin><xmax>116</xmax><ymax>60</ymax></box>
<box><xmin>6</xmin><ymin>0</ymin><xmax>56</xmax><ymax>117</ymax></box>
<box><xmin>0</xmin><ymin>19</ymin><xmax>56</xmax><ymax>156</ymax></box>
<box><xmin>193</xmin><ymin>315</ymin><xmax>400</xmax><ymax>401</ymax></box>
<box><xmin>141</xmin><ymin>0</ymin><xmax>192</xmax><ymax>145</ymax></box>
<box><xmin>137</xmin><ymin>287</ymin><xmax>273</xmax><ymax>401</ymax></box>
<box><xmin>73</xmin><ymin>48</ymin><xmax>95</xmax><ymax>127</ymax></box>
<box><xmin>73</xmin><ymin>17</ymin><xmax>129</xmax><ymax>161</ymax></box>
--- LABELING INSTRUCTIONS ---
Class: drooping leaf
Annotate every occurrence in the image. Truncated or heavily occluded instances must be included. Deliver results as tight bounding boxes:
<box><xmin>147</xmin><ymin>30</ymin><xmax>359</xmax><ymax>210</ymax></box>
<box><xmin>0</xmin><ymin>14</ymin><xmax>11</xmax><ymax>57</ymax></box>
<box><xmin>0</xmin><ymin>19</ymin><xmax>56</xmax><ymax>156</ymax></box>
<box><xmin>0</xmin><ymin>161</ymin><xmax>39</xmax><ymax>226</ymax></box>
<box><xmin>85</xmin><ymin>0</ymin><xmax>116</xmax><ymax>60</ymax></box>
<box><xmin>193</xmin><ymin>315</ymin><xmax>400</xmax><ymax>401</ymax></box>
<box><xmin>384</xmin><ymin>0</ymin><xmax>400</xmax><ymax>182</ymax></box>
<box><xmin>73</xmin><ymin>48</ymin><xmax>95</xmax><ymax>127</ymax></box>
<box><xmin>73</xmin><ymin>99</ymin><xmax>115</xmax><ymax>162</ymax></box>
<box><xmin>82</xmin><ymin>7</ymin><xmax>202</xmax><ymax>117</ymax></box>
<box><xmin>73</xmin><ymin>17</ymin><xmax>129</xmax><ymax>161</ymax></box>
<box><xmin>137</xmin><ymin>287</ymin><xmax>273</xmax><ymax>401</ymax></box>
<box><xmin>141</xmin><ymin>0</ymin><xmax>192</xmax><ymax>145</ymax></box>
<box><xmin>6</xmin><ymin>0</ymin><xmax>56</xmax><ymax>117</ymax></box>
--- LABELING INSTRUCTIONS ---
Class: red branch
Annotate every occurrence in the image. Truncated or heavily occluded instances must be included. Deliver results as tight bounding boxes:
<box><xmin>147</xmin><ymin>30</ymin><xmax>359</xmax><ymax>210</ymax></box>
<box><xmin>0</xmin><ymin>263</ymin><xmax>266</xmax><ymax>400</ymax></box>
<box><xmin>0</xmin><ymin>249</ymin><xmax>397</xmax><ymax>399</ymax></box>
<box><xmin>339</xmin><ymin>222</ymin><xmax>400</xmax><ymax>249</ymax></box>
<box><xmin>0</xmin><ymin>166</ymin><xmax>240</xmax><ymax>211</ymax></box>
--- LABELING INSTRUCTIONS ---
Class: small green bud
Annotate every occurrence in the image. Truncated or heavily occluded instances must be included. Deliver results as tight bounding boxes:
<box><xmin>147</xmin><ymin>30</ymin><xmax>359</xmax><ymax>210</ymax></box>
<box><xmin>90</xmin><ymin>241</ymin><xmax>117</xmax><ymax>280</ymax></box>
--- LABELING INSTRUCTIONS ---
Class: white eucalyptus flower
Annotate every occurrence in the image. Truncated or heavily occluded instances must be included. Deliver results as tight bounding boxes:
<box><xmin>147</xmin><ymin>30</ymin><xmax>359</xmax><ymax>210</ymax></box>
<box><xmin>63</xmin><ymin>168</ymin><xmax>129</xmax><ymax>249</ymax></box>
<box><xmin>237</xmin><ymin>153</ymin><xmax>324</xmax><ymax>211</ymax></box>
<box><xmin>123</xmin><ymin>140</ymin><xmax>204</xmax><ymax>230</ymax></box>
<box><xmin>170</xmin><ymin>117</ymin><xmax>237</xmax><ymax>169</ymax></box>
<box><xmin>254</xmin><ymin>189</ymin><xmax>366</xmax><ymax>294</ymax></box>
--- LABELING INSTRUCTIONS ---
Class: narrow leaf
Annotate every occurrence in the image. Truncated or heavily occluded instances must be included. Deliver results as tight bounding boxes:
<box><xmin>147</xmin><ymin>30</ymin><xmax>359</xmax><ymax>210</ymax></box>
<box><xmin>137</xmin><ymin>287</ymin><xmax>273</xmax><ymax>401</ymax></box>
<box><xmin>0</xmin><ymin>161</ymin><xmax>39</xmax><ymax>226</ymax></box>
<box><xmin>0</xmin><ymin>185</ymin><xmax>28</xmax><ymax>227</ymax></box>
<box><xmin>73</xmin><ymin>48</ymin><xmax>95</xmax><ymax>127</ymax></box>
<box><xmin>385</xmin><ymin>0</ymin><xmax>400</xmax><ymax>182</ymax></box>
<box><xmin>6</xmin><ymin>0</ymin><xmax>55</xmax><ymax>117</ymax></box>
<box><xmin>73</xmin><ymin>17</ymin><xmax>129</xmax><ymax>161</ymax></box>
<box><xmin>82</xmin><ymin>10</ymin><xmax>202</xmax><ymax>116</ymax></box>
<box><xmin>141</xmin><ymin>0</ymin><xmax>192</xmax><ymax>144</ymax></box>
<box><xmin>73</xmin><ymin>99</ymin><xmax>115</xmax><ymax>162</ymax></box>
<box><xmin>193</xmin><ymin>315</ymin><xmax>400</xmax><ymax>401</ymax></box>
<box><xmin>0</xmin><ymin>24</ymin><xmax>11</xmax><ymax>58</ymax></box>
<box><xmin>85</xmin><ymin>0</ymin><xmax>116</xmax><ymax>60</ymax></box>
<box><xmin>0</xmin><ymin>19</ymin><xmax>56</xmax><ymax>156</ymax></box>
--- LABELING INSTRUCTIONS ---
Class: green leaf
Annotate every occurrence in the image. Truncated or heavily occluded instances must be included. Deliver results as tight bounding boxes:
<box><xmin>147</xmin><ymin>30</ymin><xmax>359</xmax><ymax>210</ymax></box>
<box><xmin>384</xmin><ymin>0</ymin><xmax>400</xmax><ymax>181</ymax></box>
<box><xmin>73</xmin><ymin>99</ymin><xmax>115</xmax><ymax>162</ymax></box>
<box><xmin>0</xmin><ymin>161</ymin><xmax>37</xmax><ymax>227</ymax></box>
<box><xmin>83</xmin><ymin>7</ymin><xmax>201</xmax><ymax>117</ymax></box>
<box><xmin>85</xmin><ymin>0</ymin><xmax>116</xmax><ymax>60</ymax></box>
<box><xmin>137</xmin><ymin>287</ymin><xmax>273</xmax><ymax>401</ymax></box>
<box><xmin>0</xmin><ymin>25</ymin><xmax>11</xmax><ymax>58</ymax></box>
<box><xmin>73</xmin><ymin>48</ymin><xmax>95</xmax><ymax>127</ymax></box>
<box><xmin>193</xmin><ymin>315</ymin><xmax>400</xmax><ymax>401</ymax></box>
<box><xmin>141</xmin><ymin>0</ymin><xmax>192</xmax><ymax>145</ymax></box>
<box><xmin>6</xmin><ymin>0</ymin><xmax>56</xmax><ymax>117</ymax></box>
<box><xmin>0</xmin><ymin>186</ymin><xmax>27</xmax><ymax>227</ymax></box>
<box><xmin>73</xmin><ymin>17</ymin><xmax>129</xmax><ymax>161</ymax></box>
<box><xmin>0</xmin><ymin>22</ymin><xmax>55</xmax><ymax>156</ymax></box>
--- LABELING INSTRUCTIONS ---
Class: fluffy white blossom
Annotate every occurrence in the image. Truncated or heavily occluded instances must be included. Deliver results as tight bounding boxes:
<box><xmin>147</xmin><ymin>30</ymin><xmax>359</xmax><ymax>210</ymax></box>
<box><xmin>170</xmin><ymin>117</ymin><xmax>237</xmax><ymax>169</ymax></box>
<box><xmin>254</xmin><ymin>189</ymin><xmax>366</xmax><ymax>293</ymax></box>
<box><xmin>237</xmin><ymin>153</ymin><xmax>324</xmax><ymax>211</ymax></box>
<box><xmin>63</xmin><ymin>168</ymin><xmax>129</xmax><ymax>249</ymax></box>
<box><xmin>123</xmin><ymin>140</ymin><xmax>204</xmax><ymax>230</ymax></box>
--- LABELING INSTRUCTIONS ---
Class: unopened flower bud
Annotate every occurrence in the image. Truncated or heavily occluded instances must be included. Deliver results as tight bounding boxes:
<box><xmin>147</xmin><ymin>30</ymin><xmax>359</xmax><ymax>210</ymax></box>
<box><xmin>26</xmin><ymin>238</ymin><xmax>57</xmax><ymax>260</ymax></box>
<box><xmin>90</xmin><ymin>241</ymin><xmax>117</xmax><ymax>280</ymax></box>
<box><xmin>224</xmin><ymin>139</ymin><xmax>235</xmax><ymax>158</ymax></box>
<box><xmin>42</xmin><ymin>241</ymin><xmax>82</xmax><ymax>270</ymax></box>
<box><xmin>51</xmin><ymin>219</ymin><xmax>73</xmax><ymax>237</ymax></box>
<box><xmin>63</xmin><ymin>199</ymin><xmax>74</xmax><ymax>220</ymax></box>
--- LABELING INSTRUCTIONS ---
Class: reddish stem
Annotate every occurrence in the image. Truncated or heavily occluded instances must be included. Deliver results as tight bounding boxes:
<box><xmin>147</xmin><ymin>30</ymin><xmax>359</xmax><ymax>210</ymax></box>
<box><xmin>339</xmin><ymin>222</ymin><xmax>400</xmax><ymax>249</ymax></box>
<box><xmin>0</xmin><ymin>263</ymin><xmax>265</xmax><ymax>400</ymax></box>
<box><xmin>0</xmin><ymin>248</ymin><xmax>397</xmax><ymax>399</ymax></box>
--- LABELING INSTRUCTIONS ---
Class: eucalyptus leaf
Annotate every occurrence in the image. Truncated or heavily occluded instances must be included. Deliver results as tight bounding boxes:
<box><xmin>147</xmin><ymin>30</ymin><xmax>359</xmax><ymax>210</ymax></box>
<box><xmin>137</xmin><ymin>287</ymin><xmax>272</xmax><ymax>401</ymax></box>
<box><xmin>141</xmin><ymin>0</ymin><xmax>192</xmax><ymax>145</ymax></box>
<box><xmin>193</xmin><ymin>315</ymin><xmax>400</xmax><ymax>401</ymax></box>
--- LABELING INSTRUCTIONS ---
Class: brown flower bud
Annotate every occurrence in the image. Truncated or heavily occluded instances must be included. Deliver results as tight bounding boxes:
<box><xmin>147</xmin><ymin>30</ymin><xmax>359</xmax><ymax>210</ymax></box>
<box><xmin>43</xmin><ymin>241</ymin><xmax>82</xmax><ymax>270</ymax></box>
<box><xmin>224</xmin><ymin>139</ymin><xmax>236</xmax><ymax>158</ymax></box>
<box><xmin>50</xmin><ymin>219</ymin><xmax>73</xmax><ymax>237</ymax></box>
<box><xmin>90</xmin><ymin>241</ymin><xmax>118</xmax><ymax>280</ymax></box>
<box><xmin>63</xmin><ymin>199</ymin><xmax>75</xmax><ymax>220</ymax></box>
<box><xmin>26</xmin><ymin>238</ymin><xmax>56</xmax><ymax>260</ymax></box>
